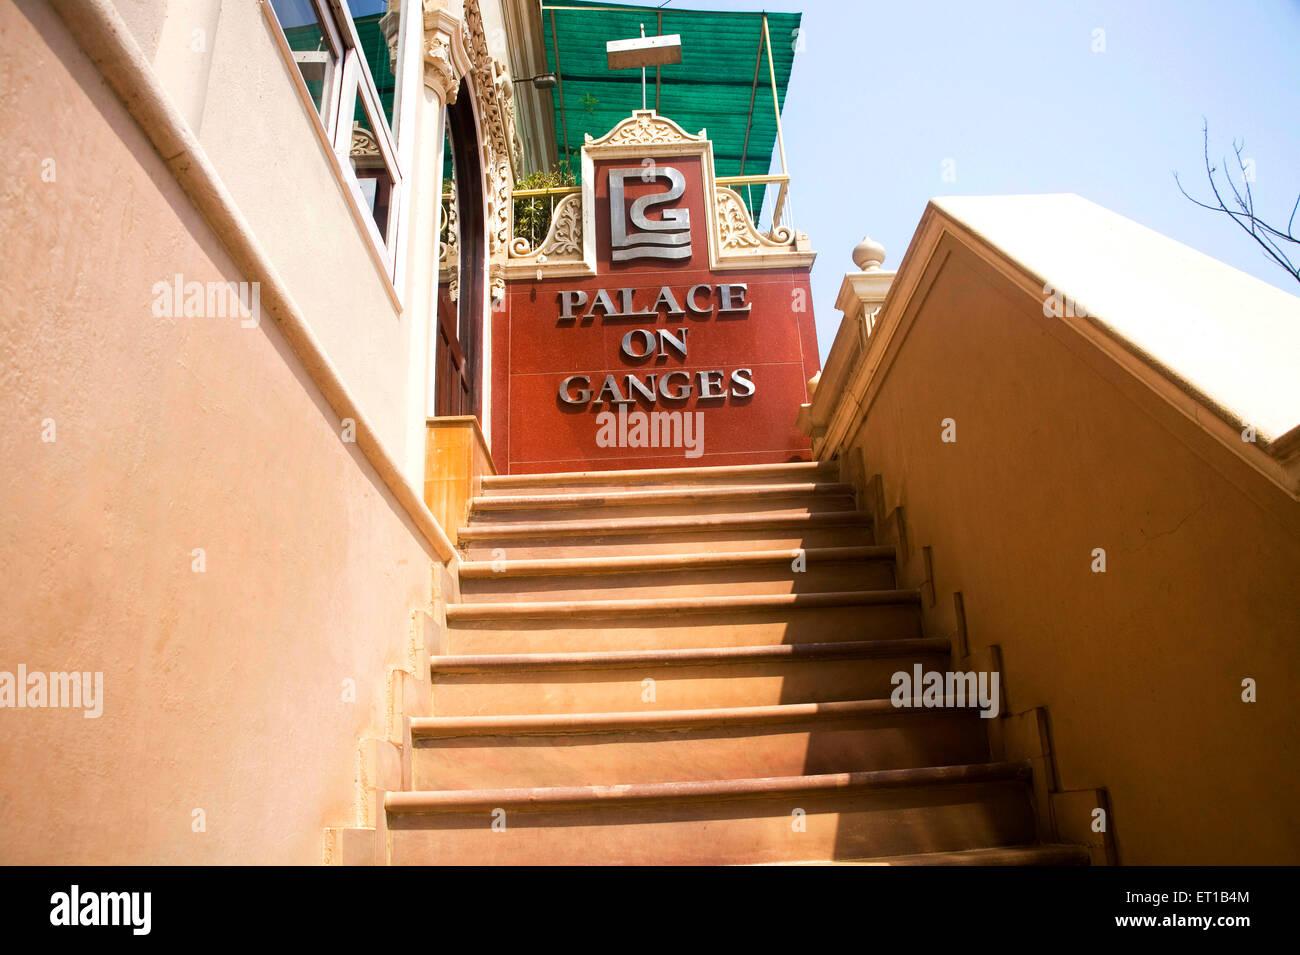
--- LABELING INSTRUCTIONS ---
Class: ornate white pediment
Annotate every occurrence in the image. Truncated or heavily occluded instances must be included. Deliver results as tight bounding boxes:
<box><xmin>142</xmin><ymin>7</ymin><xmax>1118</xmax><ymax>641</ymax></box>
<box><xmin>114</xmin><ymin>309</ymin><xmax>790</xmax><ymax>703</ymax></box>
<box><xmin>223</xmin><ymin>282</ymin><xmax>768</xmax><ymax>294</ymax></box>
<box><xmin>584</xmin><ymin>110</ymin><xmax>704</xmax><ymax>148</ymax></box>
<box><xmin>504</xmin><ymin>108</ymin><xmax>815</xmax><ymax>278</ymax></box>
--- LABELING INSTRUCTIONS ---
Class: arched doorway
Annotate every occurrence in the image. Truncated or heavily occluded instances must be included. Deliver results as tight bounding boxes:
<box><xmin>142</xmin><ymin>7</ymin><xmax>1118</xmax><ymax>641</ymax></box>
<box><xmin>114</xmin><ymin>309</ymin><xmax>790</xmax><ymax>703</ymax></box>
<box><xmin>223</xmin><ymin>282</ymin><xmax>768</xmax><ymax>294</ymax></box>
<box><xmin>435</xmin><ymin>78</ymin><xmax>485</xmax><ymax>419</ymax></box>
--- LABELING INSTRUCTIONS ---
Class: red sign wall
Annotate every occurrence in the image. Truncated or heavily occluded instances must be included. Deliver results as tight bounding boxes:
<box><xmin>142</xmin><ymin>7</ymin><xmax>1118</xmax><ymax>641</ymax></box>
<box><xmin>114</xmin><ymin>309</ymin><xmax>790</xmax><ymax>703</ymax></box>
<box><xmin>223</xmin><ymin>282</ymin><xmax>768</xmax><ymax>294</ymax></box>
<box><xmin>493</xmin><ymin>123</ymin><xmax>820</xmax><ymax>474</ymax></box>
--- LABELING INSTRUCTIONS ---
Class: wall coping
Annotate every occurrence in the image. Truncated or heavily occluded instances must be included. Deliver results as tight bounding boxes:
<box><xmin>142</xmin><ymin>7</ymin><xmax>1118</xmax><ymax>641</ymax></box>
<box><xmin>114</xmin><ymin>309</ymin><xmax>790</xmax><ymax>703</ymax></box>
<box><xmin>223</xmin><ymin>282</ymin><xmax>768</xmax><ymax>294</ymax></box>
<box><xmin>427</xmin><ymin>414</ymin><xmax>498</xmax><ymax>475</ymax></box>
<box><xmin>809</xmin><ymin>193</ymin><xmax>1300</xmax><ymax>500</ymax></box>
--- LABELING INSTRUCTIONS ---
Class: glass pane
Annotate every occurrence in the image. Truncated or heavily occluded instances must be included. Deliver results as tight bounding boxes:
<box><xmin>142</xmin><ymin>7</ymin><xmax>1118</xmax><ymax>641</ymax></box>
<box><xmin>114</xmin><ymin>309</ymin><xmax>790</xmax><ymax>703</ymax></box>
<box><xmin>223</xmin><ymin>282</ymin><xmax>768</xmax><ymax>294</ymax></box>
<box><xmin>270</xmin><ymin>0</ymin><xmax>337</xmax><ymax>120</ymax></box>
<box><xmin>346</xmin><ymin>1</ymin><xmax>397</xmax><ymax>130</ymax></box>
<box><xmin>348</xmin><ymin>89</ymin><xmax>395</xmax><ymax>242</ymax></box>
<box><xmin>271</xmin><ymin>0</ymin><xmax>326</xmax><ymax>30</ymax></box>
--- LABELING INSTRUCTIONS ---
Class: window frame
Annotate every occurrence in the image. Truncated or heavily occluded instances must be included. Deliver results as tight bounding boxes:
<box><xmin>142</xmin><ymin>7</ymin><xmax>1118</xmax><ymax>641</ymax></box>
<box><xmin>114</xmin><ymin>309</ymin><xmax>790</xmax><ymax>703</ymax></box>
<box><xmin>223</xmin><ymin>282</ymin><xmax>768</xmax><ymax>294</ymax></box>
<box><xmin>265</xmin><ymin>0</ymin><xmax>405</xmax><ymax>287</ymax></box>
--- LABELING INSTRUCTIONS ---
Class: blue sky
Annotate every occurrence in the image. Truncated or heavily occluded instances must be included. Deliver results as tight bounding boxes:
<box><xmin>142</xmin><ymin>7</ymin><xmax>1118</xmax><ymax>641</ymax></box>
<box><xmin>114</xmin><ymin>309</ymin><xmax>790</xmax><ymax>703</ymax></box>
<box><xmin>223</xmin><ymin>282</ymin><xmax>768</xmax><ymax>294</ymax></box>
<box><xmin>657</xmin><ymin>0</ymin><xmax>1300</xmax><ymax>357</ymax></box>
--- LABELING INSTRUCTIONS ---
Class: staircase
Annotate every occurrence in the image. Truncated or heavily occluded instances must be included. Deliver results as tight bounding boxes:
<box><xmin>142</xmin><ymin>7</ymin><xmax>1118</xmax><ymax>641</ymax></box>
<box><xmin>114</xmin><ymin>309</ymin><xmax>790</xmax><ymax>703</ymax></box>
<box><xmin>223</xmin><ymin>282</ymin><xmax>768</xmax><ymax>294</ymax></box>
<box><xmin>386</xmin><ymin>461</ymin><xmax>1089</xmax><ymax>865</ymax></box>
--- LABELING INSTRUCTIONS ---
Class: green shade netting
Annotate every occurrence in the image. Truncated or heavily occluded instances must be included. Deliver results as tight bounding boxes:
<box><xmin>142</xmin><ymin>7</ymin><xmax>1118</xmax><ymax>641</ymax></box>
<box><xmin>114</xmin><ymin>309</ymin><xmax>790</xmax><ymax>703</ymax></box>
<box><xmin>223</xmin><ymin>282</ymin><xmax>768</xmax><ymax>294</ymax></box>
<box><xmin>542</xmin><ymin>1</ymin><xmax>800</xmax><ymax>216</ymax></box>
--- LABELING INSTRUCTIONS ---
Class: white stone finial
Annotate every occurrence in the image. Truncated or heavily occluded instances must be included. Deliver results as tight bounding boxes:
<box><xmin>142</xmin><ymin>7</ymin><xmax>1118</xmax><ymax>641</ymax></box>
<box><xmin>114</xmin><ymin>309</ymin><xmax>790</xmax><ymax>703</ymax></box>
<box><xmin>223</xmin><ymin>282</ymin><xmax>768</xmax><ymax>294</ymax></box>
<box><xmin>852</xmin><ymin>236</ymin><xmax>886</xmax><ymax>271</ymax></box>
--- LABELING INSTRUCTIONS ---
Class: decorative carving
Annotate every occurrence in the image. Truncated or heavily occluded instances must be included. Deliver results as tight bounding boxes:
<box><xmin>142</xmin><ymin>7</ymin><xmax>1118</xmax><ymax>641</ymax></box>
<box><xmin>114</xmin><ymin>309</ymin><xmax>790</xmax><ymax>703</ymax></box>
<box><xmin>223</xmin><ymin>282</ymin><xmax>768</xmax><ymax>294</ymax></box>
<box><xmin>446</xmin><ymin>0</ymin><xmax>517</xmax><ymax>257</ymax></box>
<box><xmin>494</xmin><ymin>69</ymin><xmax>524</xmax><ymax>171</ymax></box>
<box><xmin>585</xmin><ymin>109</ymin><xmax>703</xmax><ymax>148</ymax></box>
<box><xmin>462</xmin><ymin>1</ymin><xmax>512</xmax><ymax>172</ymax></box>
<box><xmin>422</xmin><ymin>0</ymin><xmax>521</xmax><ymax>266</ymax></box>
<box><xmin>489</xmin><ymin>262</ymin><xmax>506</xmax><ymax>304</ymax></box>
<box><xmin>716</xmin><ymin>187</ymin><xmax>794</xmax><ymax>251</ymax></box>
<box><xmin>439</xmin><ymin>179</ymin><xmax>459</xmax><ymax>269</ymax></box>
<box><xmin>378</xmin><ymin>3</ymin><xmax>400</xmax><ymax>71</ymax></box>
<box><xmin>510</xmin><ymin>193</ymin><xmax>583</xmax><ymax>260</ymax></box>
<box><xmin>768</xmin><ymin>224</ymin><xmax>796</xmax><ymax>245</ymax></box>
<box><xmin>423</xmin><ymin>32</ymin><xmax>459</xmax><ymax>101</ymax></box>
<box><xmin>487</xmin><ymin>157</ymin><xmax>512</xmax><ymax>253</ymax></box>
<box><xmin>349</xmin><ymin>123</ymin><xmax>381</xmax><ymax>158</ymax></box>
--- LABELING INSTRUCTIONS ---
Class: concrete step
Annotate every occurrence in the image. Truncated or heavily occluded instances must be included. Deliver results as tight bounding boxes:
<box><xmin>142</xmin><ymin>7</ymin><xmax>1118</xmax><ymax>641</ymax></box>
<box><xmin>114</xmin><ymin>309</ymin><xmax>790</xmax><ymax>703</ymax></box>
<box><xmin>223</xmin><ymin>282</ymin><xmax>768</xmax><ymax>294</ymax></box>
<box><xmin>457</xmin><ymin>510</ymin><xmax>874</xmax><ymax>559</ymax></box>
<box><xmin>411</xmin><ymin>697</ymin><xmax>990</xmax><ymax>789</ymax></box>
<box><xmin>467</xmin><ymin>482</ymin><xmax>857</xmax><ymax>525</ymax></box>
<box><xmin>770</xmin><ymin>845</ymin><xmax>1091</xmax><ymax>866</ymax></box>
<box><xmin>457</xmin><ymin>545</ymin><xmax>897</xmax><ymax>602</ymax></box>
<box><xmin>480</xmin><ymin>460</ymin><xmax>839</xmax><ymax>496</ymax></box>
<box><xmin>445</xmin><ymin>590</ymin><xmax>923</xmax><ymax>653</ymax></box>
<box><xmin>429</xmin><ymin>639</ymin><xmax>951</xmax><ymax>715</ymax></box>
<box><xmin>386</xmin><ymin>762</ymin><xmax>1037</xmax><ymax>865</ymax></box>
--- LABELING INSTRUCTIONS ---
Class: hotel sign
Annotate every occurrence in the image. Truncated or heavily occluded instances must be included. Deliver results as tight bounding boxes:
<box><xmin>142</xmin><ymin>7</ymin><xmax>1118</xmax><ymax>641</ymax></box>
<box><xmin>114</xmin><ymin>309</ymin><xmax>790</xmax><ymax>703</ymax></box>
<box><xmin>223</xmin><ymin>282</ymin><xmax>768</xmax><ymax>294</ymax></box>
<box><xmin>553</xmin><ymin>281</ymin><xmax>754</xmax><ymax>408</ymax></box>
<box><xmin>496</xmin><ymin>110</ymin><xmax>820</xmax><ymax>474</ymax></box>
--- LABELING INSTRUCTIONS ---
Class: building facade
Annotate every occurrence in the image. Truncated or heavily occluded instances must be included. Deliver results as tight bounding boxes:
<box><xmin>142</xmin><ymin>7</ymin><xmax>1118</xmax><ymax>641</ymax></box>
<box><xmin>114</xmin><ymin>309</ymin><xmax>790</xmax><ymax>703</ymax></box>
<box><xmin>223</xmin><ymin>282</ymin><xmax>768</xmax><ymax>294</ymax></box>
<box><xmin>2</xmin><ymin>0</ymin><xmax>1298</xmax><ymax>865</ymax></box>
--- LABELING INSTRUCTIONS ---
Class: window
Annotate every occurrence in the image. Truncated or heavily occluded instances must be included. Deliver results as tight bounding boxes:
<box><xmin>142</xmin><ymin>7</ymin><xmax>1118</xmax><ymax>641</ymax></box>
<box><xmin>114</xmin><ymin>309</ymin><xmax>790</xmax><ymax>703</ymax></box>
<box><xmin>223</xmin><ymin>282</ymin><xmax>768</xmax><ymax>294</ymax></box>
<box><xmin>268</xmin><ymin>0</ymin><xmax>404</xmax><ymax>279</ymax></box>
<box><xmin>269</xmin><ymin>0</ymin><xmax>341</xmax><ymax>128</ymax></box>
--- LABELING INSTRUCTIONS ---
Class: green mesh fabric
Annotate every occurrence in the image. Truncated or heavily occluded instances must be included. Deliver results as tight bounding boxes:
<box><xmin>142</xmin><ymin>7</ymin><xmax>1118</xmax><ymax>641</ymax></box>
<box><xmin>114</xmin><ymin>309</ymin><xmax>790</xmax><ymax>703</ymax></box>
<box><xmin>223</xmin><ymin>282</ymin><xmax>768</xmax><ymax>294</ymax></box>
<box><xmin>541</xmin><ymin>1</ymin><xmax>801</xmax><ymax>213</ymax></box>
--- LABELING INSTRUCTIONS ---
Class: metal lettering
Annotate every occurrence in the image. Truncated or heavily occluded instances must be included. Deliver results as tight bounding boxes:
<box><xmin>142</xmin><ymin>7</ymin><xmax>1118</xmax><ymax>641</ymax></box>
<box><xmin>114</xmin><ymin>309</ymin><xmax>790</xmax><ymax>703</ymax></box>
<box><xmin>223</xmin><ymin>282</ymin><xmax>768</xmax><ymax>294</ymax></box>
<box><xmin>558</xmin><ymin>290</ymin><xmax>588</xmax><ymax>320</ymax></box>
<box><xmin>718</xmin><ymin>283</ymin><xmax>751</xmax><ymax>313</ymax></box>
<box><xmin>558</xmin><ymin>375</ymin><xmax>592</xmax><ymax>405</ymax></box>
<box><xmin>620</xmin><ymin>329</ymin><xmax>658</xmax><ymax>359</ymax></box>
<box><xmin>658</xmin><ymin>370</ymin><xmax>692</xmax><ymax>401</ymax></box>
<box><xmin>686</xmin><ymin>284</ymin><xmax>713</xmax><ymax>314</ymax></box>
<box><xmin>609</xmin><ymin>166</ymin><xmax>692</xmax><ymax>262</ymax></box>
<box><xmin>697</xmin><ymin>370</ymin><xmax>727</xmax><ymax>399</ymax></box>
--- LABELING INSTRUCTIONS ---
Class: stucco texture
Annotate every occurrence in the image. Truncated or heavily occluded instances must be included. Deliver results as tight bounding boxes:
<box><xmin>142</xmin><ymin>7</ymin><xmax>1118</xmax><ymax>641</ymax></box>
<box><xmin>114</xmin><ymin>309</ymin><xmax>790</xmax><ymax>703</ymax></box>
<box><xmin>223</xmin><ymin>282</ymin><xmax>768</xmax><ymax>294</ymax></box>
<box><xmin>0</xmin><ymin>1</ymin><xmax>434</xmax><ymax>863</ymax></box>
<box><xmin>844</xmin><ymin>238</ymin><xmax>1300</xmax><ymax>864</ymax></box>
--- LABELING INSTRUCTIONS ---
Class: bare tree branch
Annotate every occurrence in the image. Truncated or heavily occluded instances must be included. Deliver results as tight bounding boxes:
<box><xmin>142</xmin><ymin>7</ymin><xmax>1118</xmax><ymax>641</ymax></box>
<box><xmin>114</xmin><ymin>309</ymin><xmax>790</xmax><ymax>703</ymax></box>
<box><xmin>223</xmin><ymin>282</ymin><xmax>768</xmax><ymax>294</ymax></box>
<box><xmin>1175</xmin><ymin>120</ymin><xmax>1300</xmax><ymax>285</ymax></box>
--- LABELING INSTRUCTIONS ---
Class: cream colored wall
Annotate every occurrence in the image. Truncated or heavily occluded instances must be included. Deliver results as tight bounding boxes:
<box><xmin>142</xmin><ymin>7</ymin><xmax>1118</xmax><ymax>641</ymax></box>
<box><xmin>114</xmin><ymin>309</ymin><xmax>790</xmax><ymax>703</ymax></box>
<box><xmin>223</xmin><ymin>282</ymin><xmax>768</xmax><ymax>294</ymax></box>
<box><xmin>111</xmin><ymin>0</ymin><xmax>168</xmax><ymax>58</ymax></box>
<box><xmin>0</xmin><ymin>0</ymin><xmax>436</xmax><ymax>863</ymax></box>
<box><xmin>835</xmin><ymin>238</ymin><xmax>1300</xmax><ymax>864</ymax></box>
<box><xmin>113</xmin><ymin>0</ymin><xmax>417</xmax><ymax>476</ymax></box>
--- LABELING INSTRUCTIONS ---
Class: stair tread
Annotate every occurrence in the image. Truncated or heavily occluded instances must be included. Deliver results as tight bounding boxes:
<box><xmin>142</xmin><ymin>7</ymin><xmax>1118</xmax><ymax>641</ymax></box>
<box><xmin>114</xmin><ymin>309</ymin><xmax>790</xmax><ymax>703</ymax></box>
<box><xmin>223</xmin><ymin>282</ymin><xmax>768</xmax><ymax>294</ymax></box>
<box><xmin>481</xmin><ymin>461</ymin><xmax>835</xmax><ymax>489</ymax></box>
<box><xmin>459</xmin><ymin>545</ymin><xmax>893</xmax><ymax>578</ymax></box>
<box><xmin>412</xmin><ymin>694</ymin><xmax>971</xmax><ymax>737</ymax></box>
<box><xmin>430</xmin><ymin>637</ymin><xmax>949</xmax><ymax>673</ymax></box>
<box><xmin>457</xmin><ymin>509</ymin><xmax>871</xmax><ymax>540</ymax></box>
<box><xmin>471</xmin><ymin>481</ymin><xmax>855</xmax><ymax>511</ymax></box>
<box><xmin>768</xmin><ymin>845</ymin><xmax>1091</xmax><ymax>866</ymax></box>
<box><xmin>385</xmin><ymin>762</ymin><xmax>1029</xmax><ymax>813</ymax></box>
<box><xmin>396</xmin><ymin>462</ymin><xmax>1061</xmax><ymax>865</ymax></box>
<box><xmin>447</xmin><ymin>589</ymin><xmax>921</xmax><ymax>620</ymax></box>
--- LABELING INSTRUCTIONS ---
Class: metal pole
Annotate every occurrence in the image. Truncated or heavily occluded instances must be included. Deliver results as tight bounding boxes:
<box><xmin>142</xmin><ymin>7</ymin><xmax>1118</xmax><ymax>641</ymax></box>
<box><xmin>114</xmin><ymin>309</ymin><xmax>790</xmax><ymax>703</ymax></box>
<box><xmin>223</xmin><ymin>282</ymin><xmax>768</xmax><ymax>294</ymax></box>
<box><xmin>761</xmin><ymin>13</ymin><xmax>789</xmax><ymax>226</ymax></box>
<box><xmin>550</xmin><ymin>8</ymin><xmax>570</xmax><ymax>163</ymax></box>
<box><xmin>640</xmin><ymin>23</ymin><xmax>647</xmax><ymax>109</ymax></box>
<box><xmin>761</xmin><ymin>13</ymin><xmax>787</xmax><ymax>176</ymax></box>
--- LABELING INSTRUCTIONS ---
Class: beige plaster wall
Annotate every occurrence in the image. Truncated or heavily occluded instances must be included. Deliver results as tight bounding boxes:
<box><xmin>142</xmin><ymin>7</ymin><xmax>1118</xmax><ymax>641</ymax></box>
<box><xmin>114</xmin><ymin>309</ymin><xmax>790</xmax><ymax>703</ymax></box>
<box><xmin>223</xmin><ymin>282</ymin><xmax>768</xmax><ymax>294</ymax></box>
<box><xmin>118</xmin><ymin>0</ymin><xmax>415</xmax><ymax>472</ymax></box>
<box><xmin>0</xmin><ymin>1</ymin><xmax>436</xmax><ymax>864</ymax></box>
<box><xmin>839</xmin><ymin>239</ymin><xmax>1300</xmax><ymax>864</ymax></box>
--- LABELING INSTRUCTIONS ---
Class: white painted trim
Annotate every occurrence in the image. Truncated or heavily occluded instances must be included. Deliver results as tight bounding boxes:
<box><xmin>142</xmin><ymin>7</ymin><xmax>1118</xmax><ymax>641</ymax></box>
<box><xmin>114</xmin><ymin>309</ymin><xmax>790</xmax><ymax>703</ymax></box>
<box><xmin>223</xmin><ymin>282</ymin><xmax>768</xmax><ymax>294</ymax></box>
<box><xmin>391</xmin><ymin>0</ymin><xmax>421</xmax><ymax>298</ymax></box>
<box><xmin>425</xmin><ymin>99</ymin><xmax>448</xmax><ymax>421</ymax></box>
